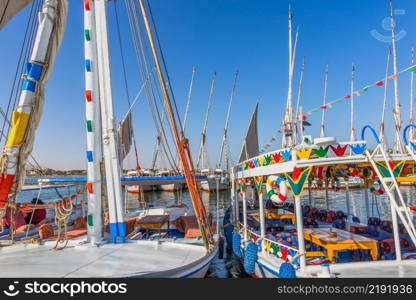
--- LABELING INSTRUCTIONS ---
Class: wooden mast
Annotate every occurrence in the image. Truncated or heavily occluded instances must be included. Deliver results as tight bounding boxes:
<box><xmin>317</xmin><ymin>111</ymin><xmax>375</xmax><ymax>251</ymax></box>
<box><xmin>350</xmin><ymin>63</ymin><xmax>356</xmax><ymax>141</ymax></box>
<box><xmin>379</xmin><ymin>47</ymin><xmax>391</xmax><ymax>148</ymax></box>
<box><xmin>320</xmin><ymin>65</ymin><xmax>329</xmax><ymax>138</ymax></box>
<box><xmin>137</xmin><ymin>0</ymin><xmax>212</xmax><ymax>247</ymax></box>
<box><xmin>182</xmin><ymin>67</ymin><xmax>196</xmax><ymax>135</ymax></box>
<box><xmin>390</xmin><ymin>0</ymin><xmax>403</xmax><ymax>153</ymax></box>
<box><xmin>294</xmin><ymin>57</ymin><xmax>305</xmax><ymax>144</ymax></box>
<box><xmin>218</xmin><ymin>70</ymin><xmax>238</xmax><ymax>170</ymax></box>
<box><xmin>196</xmin><ymin>72</ymin><xmax>216</xmax><ymax>171</ymax></box>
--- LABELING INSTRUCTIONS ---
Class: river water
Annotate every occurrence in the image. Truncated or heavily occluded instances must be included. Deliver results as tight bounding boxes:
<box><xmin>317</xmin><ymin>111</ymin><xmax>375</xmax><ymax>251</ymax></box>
<box><xmin>18</xmin><ymin>177</ymin><xmax>416</xmax><ymax>277</ymax></box>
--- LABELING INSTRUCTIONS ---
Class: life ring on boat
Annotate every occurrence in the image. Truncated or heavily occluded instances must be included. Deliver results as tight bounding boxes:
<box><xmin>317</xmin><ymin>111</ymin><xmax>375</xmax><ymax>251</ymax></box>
<box><xmin>266</xmin><ymin>176</ymin><xmax>287</xmax><ymax>204</ymax></box>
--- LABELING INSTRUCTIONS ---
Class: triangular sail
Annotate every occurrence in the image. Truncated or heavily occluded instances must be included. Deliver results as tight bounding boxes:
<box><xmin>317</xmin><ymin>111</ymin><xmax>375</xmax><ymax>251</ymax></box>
<box><xmin>238</xmin><ymin>102</ymin><xmax>259</xmax><ymax>162</ymax></box>
<box><xmin>0</xmin><ymin>0</ymin><xmax>33</xmax><ymax>30</ymax></box>
<box><xmin>118</xmin><ymin>111</ymin><xmax>133</xmax><ymax>162</ymax></box>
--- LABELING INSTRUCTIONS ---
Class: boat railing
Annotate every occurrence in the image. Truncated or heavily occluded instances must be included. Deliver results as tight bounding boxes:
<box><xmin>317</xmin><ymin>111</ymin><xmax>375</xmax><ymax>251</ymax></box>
<box><xmin>238</xmin><ymin>222</ymin><xmax>299</xmax><ymax>254</ymax></box>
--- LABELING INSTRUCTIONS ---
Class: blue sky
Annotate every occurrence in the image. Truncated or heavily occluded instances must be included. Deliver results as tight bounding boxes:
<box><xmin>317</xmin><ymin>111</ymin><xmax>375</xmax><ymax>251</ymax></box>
<box><xmin>1</xmin><ymin>0</ymin><xmax>416</xmax><ymax>170</ymax></box>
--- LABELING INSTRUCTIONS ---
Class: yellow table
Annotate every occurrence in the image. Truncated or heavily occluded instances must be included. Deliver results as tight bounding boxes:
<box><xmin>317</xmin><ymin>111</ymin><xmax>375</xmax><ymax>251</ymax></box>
<box><xmin>303</xmin><ymin>228</ymin><xmax>378</xmax><ymax>262</ymax></box>
<box><xmin>249</xmin><ymin>210</ymin><xmax>296</xmax><ymax>225</ymax></box>
<box><xmin>265</xmin><ymin>209</ymin><xmax>296</xmax><ymax>224</ymax></box>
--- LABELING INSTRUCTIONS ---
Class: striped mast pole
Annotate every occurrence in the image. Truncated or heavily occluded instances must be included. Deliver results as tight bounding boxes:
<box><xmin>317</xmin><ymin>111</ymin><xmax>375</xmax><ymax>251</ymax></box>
<box><xmin>84</xmin><ymin>0</ymin><xmax>102</xmax><ymax>244</ymax></box>
<box><xmin>0</xmin><ymin>0</ymin><xmax>60</xmax><ymax>207</ymax></box>
<box><xmin>390</xmin><ymin>0</ymin><xmax>404</xmax><ymax>153</ymax></box>
<box><xmin>94</xmin><ymin>0</ymin><xmax>125</xmax><ymax>243</ymax></box>
<box><xmin>320</xmin><ymin>65</ymin><xmax>329</xmax><ymax>138</ymax></box>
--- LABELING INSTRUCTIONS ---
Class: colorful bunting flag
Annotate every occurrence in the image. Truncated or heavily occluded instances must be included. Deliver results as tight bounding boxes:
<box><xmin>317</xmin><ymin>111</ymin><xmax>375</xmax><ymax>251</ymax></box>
<box><xmin>285</xmin><ymin>167</ymin><xmax>312</xmax><ymax>197</ymax></box>
<box><xmin>388</xmin><ymin>74</ymin><xmax>398</xmax><ymax>80</ymax></box>
<box><xmin>375</xmin><ymin>80</ymin><xmax>384</xmax><ymax>86</ymax></box>
<box><xmin>406</xmin><ymin>65</ymin><xmax>416</xmax><ymax>72</ymax></box>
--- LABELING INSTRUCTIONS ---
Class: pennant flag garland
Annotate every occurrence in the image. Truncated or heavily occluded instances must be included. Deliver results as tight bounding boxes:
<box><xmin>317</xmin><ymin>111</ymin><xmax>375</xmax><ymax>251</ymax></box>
<box><xmin>388</xmin><ymin>74</ymin><xmax>398</xmax><ymax>80</ymax></box>
<box><xmin>406</xmin><ymin>65</ymin><xmax>416</xmax><ymax>72</ymax></box>
<box><xmin>261</xmin><ymin>65</ymin><xmax>416</xmax><ymax>152</ymax></box>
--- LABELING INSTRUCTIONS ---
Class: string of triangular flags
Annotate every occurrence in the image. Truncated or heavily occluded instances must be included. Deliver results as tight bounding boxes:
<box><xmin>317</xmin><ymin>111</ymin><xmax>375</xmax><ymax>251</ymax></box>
<box><xmin>259</xmin><ymin>64</ymin><xmax>416</xmax><ymax>154</ymax></box>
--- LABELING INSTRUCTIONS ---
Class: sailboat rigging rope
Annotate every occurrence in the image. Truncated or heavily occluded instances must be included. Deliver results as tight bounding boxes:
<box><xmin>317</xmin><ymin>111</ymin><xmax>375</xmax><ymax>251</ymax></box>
<box><xmin>124</xmin><ymin>0</ymin><xmax>178</xmax><ymax>171</ymax></box>
<box><xmin>145</xmin><ymin>0</ymin><xmax>183</xmax><ymax>133</ymax></box>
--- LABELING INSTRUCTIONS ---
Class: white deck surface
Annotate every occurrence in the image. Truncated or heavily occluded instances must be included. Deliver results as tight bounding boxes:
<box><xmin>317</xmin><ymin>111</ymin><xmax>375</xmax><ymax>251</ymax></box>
<box><xmin>0</xmin><ymin>239</ymin><xmax>208</xmax><ymax>277</ymax></box>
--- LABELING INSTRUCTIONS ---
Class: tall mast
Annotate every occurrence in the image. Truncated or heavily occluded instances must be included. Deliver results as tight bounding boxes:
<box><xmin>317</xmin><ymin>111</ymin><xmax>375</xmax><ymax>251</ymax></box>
<box><xmin>320</xmin><ymin>65</ymin><xmax>329</xmax><ymax>138</ymax></box>
<box><xmin>218</xmin><ymin>70</ymin><xmax>238</xmax><ymax>170</ymax></box>
<box><xmin>294</xmin><ymin>57</ymin><xmax>305</xmax><ymax>144</ymax></box>
<box><xmin>410</xmin><ymin>47</ymin><xmax>415</xmax><ymax>140</ymax></box>
<box><xmin>0</xmin><ymin>0</ymin><xmax>66</xmax><ymax>208</ymax></box>
<box><xmin>349</xmin><ymin>63</ymin><xmax>356</xmax><ymax>141</ymax></box>
<box><xmin>379</xmin><ymin>47</ymin><xmax>391</xmax><ymax>148</ymax></box>
<box><xmin>196</xmin><ymin>72</ymin><xmax>216</xmax><ymax>170</ymax></box>
<box><xmin>138</xmin><ymin>0</ymin><xmax>212</xmax><ymax>246</ymax></box>
<box><xmin>282</xmin><ymin>6</ymin><xmax>298</xmax><ymax>148</ymax></box>
<box><xmin>390</xmin><ymin>0</ymin><xmax>403</xmax><ymax>153</ymax></box>
<box><xmin>94</xmin><ymin>0</ymin><xmax>125</xmax><ymax>243</ymax></box>
<box><xmin>182</xmin><ymin>66</ymin><xmax>196</xmax><ymax>135</ymax></box>
<box><xmin>84</xmin><ymin>0</ymin><xmax>102</xmax><ymax>243</ymax></box>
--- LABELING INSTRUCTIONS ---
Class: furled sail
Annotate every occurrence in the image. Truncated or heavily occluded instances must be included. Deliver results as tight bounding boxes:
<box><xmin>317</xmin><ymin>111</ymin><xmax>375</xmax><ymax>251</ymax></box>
<box><xmin>238</xmin><ymin>102</ymin><xmax>259</xmax><ymax>162</ymax></box>
<box><xmin>0</xmin><ymin>0</ymin><xmax>68</xmax><ymax>206</ymax></box>
<box><xmin>0</xmin><ymin>0</ymin><xmax>33</xmax><ymax>30</ymax></box>
<box><xmin>118</xmin><ymin>111</ymin><xmax>133</xmax><ymax>161</ymax></box>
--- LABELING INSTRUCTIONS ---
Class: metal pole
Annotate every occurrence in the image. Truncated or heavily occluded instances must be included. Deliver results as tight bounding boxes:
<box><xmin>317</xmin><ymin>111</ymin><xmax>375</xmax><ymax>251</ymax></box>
<box><xmin>390</xmin><ymin>0</ymin><xmax>403</xmax><ymax>153</ymax></box>
<box><xmin>231</xmin><ymin>179</ymin><xmax>236</xmax><ymax>223</ymax></box>
<box><xmin>243</xmin><ymin>191</ymin><xmax>248</xmax><ymax>242</ymax></box>
<box><xmin>258</xmin><ymin>191</ymin><xmax>265</xmax><ymax>253</ymax></box>
<box><xmin>364</xmin><ymin>180</ymin><xmax>370</xmax><ymax>219</ymax></box>
<box><xmin>345</xmin><ymin>181</ymin><xmax>351</xmax><ymax>218</ymax></box>
<box><xmin>216</xmin><ymin>177</ymin><xmax>220</xmax><ymax>235</ymax></box>
<box><xmin>320</xmin><ymin>65</ymin><xmax>329</xmax><ymax>138</ymax></box>
<box><xmin>295</xmin><ymin>196</ymin><xmax>306</xmax><ymax>270</ymax></box>
<box><xmin>392</xmin><ymin>193</ymin><xmax>402</xmax><ymax>261</ymax></box>
<box><xmin>325</xmin><ymin>179</ymin><xmax>329</xmax><ymax>210</ymax></box>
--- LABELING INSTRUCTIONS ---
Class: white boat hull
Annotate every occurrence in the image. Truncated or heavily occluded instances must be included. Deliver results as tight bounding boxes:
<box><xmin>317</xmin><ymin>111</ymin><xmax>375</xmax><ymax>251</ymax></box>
<box><xmin>200</xmin><ymin>180</ymin><xmax>230</xmax><ymax>192</ymax></box>
<box><xmin>0</xmin><ymin>239</ymin><xmax>218</xmax><ymax>278</ymax></box>
<box><xmin>158</xmin><ymin>183</ymin><xmax>180</xmax><ymax>192</ymax></box>
<box><xmin>126</xmin><ymin>185</ymin><xmax>153</xmax><ymax>193</ymax></box>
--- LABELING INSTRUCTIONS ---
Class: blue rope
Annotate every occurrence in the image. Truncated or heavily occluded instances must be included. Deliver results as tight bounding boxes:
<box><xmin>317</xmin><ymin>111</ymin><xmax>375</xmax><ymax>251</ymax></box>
<box><xmin>232</xmin><ymin>233</ymin><xmax>242</xmax><ymax>258</ymax></box>
<box><xmin>243</xmin><ymin>242</ymin><xmax>258</xmax><ymax>274</ymax></box>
